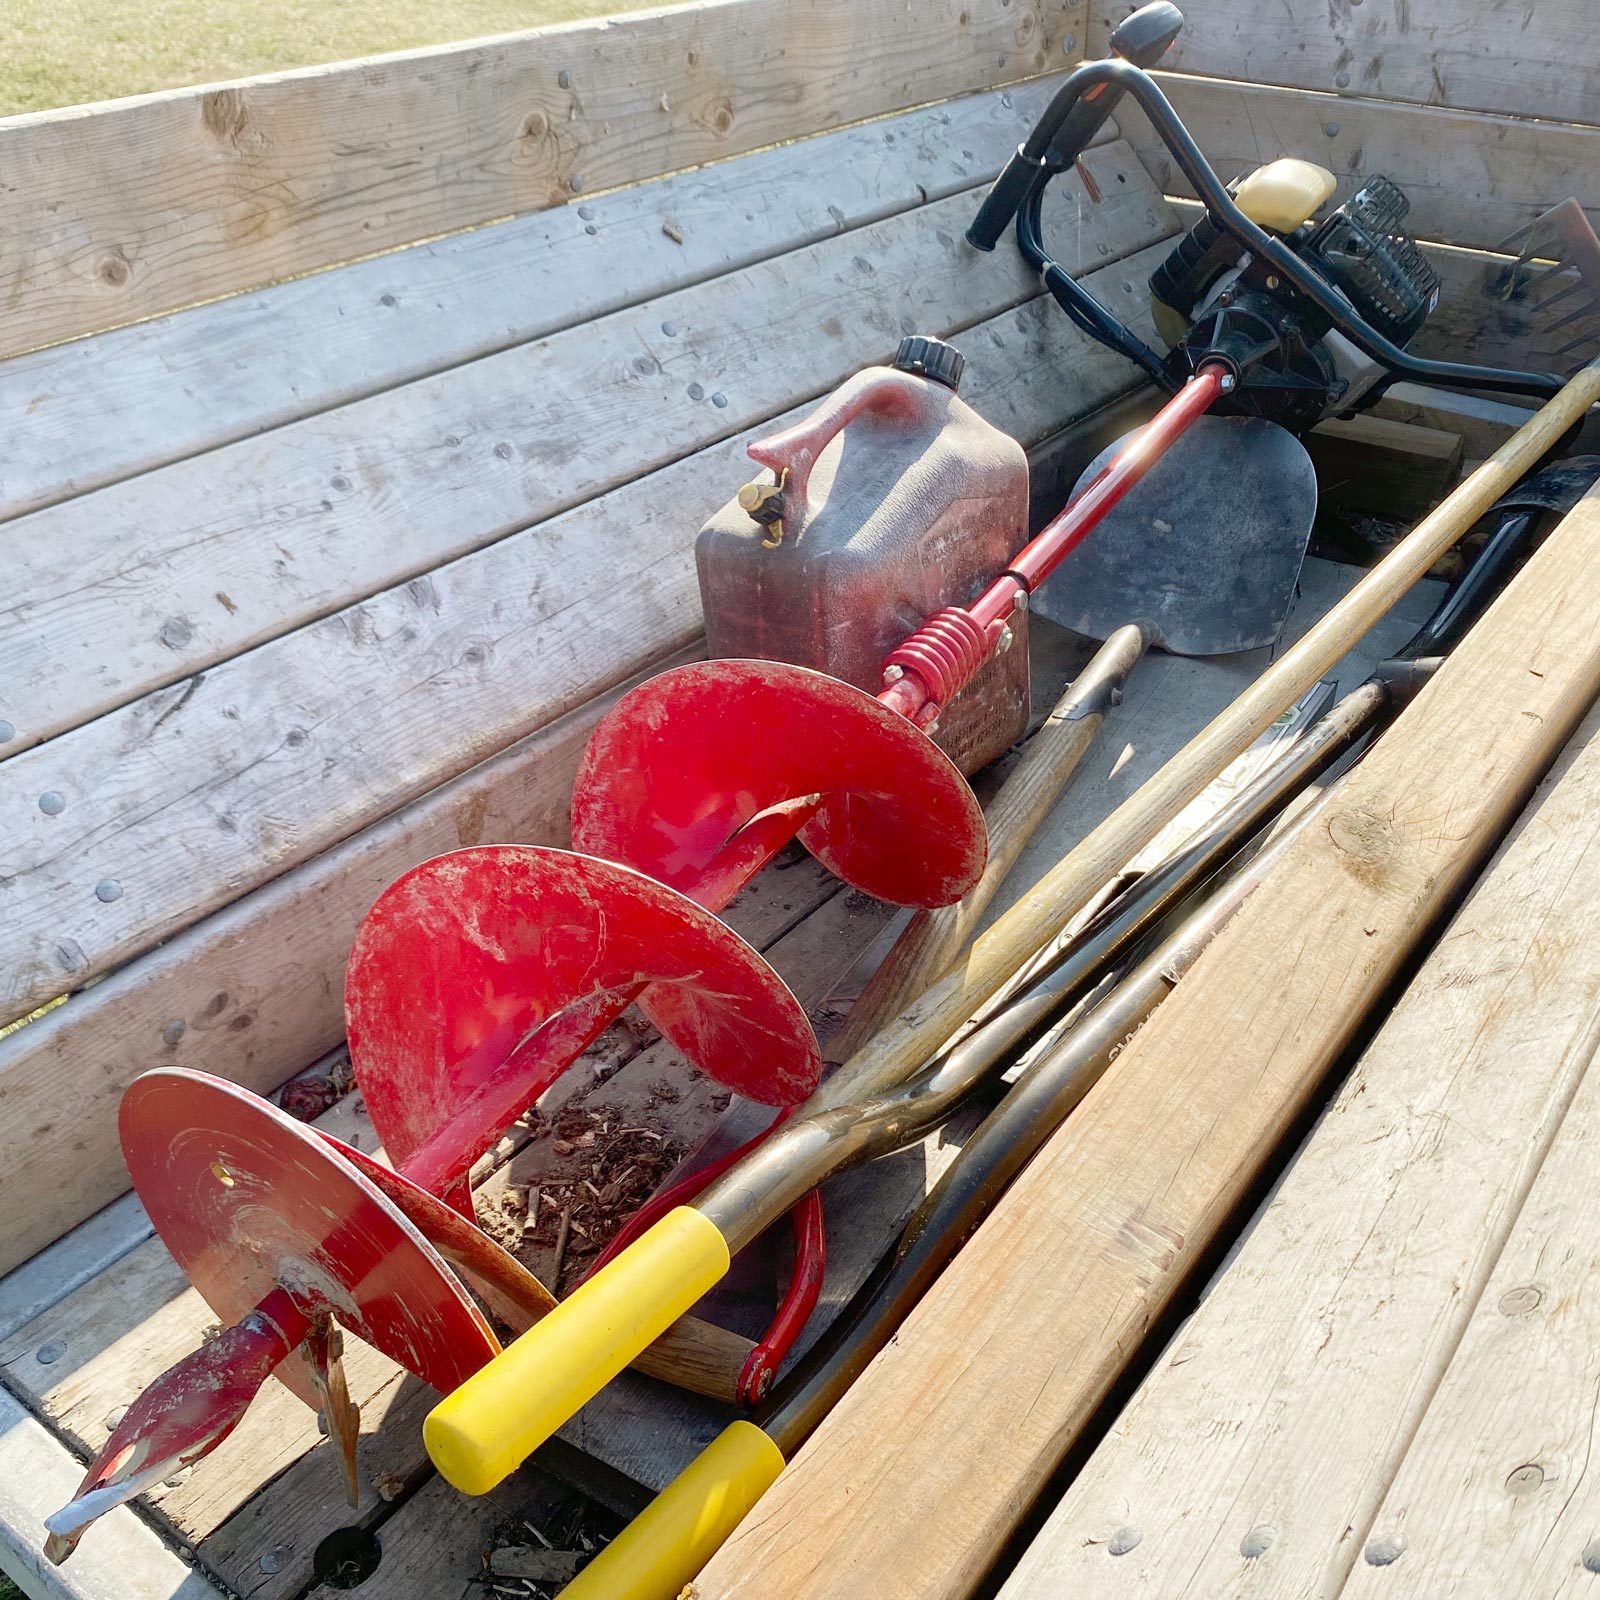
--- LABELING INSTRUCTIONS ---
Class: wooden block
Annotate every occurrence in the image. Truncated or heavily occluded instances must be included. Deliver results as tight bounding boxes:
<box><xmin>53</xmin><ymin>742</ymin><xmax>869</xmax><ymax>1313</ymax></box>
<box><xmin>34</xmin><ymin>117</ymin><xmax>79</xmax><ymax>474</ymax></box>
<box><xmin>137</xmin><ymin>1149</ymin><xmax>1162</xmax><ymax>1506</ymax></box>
<box><xmin>0</xmin><ymin>0</ymin><xmax>1081</xmax><ymax>357</ymax></box>
<box><xmin>1000</xmin><ymin>698</ymin><xmax>1600</xmax><ymax>1597</ymax></box>
<box><xmin>1307</xmin><ymin>414</ymin><xmax>1465</xmax><ymax>520</ymax></box>
<box><xmin>0</xmin><ymin>1384</ymin><xmax>225</xmax><ymax>1600</ymax></box>
<box><xmin>692</xmin><ymin>482</ymin><xmax>1600</xmax><ymax>1600</ymax></box>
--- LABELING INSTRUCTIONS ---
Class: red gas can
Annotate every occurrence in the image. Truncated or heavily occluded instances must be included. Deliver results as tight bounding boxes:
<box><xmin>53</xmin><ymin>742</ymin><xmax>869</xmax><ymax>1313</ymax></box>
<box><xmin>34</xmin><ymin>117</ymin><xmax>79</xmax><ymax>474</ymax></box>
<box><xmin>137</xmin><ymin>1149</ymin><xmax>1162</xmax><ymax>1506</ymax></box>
<box><xmin>695</xmin><ymin>337</ymin><xmax>1030</xmax><ymax>775</ymax></box>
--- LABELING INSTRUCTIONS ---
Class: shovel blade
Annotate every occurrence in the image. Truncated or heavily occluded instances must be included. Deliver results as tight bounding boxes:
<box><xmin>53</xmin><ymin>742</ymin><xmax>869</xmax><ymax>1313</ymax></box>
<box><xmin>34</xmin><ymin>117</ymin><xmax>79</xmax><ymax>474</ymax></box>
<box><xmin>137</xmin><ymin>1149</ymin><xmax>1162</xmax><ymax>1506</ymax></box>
<box><xmin>1034</xmin><ymin>415</ymin><xmax>1317</xmax><ymax>656</ymax></box>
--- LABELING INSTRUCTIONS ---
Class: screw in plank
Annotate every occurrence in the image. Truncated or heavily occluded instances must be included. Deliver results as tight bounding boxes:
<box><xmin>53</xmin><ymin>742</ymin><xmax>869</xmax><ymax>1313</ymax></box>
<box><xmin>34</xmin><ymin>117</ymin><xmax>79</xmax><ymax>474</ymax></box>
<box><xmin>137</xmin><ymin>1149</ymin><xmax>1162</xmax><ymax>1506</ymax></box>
<box><xmin>39</xmin><ymin>791</ymin><xmax>65</xmax><ymax>815</ymax></box>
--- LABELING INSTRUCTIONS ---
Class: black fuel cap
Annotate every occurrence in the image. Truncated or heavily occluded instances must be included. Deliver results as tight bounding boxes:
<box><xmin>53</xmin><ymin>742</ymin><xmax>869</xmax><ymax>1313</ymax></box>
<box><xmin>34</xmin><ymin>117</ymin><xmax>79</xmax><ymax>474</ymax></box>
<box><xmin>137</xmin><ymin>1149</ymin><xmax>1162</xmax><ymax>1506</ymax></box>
<box><xmin>893</xmin><ymin>335</ymin><xmax>965</xmax><ymax>392</ymax></box>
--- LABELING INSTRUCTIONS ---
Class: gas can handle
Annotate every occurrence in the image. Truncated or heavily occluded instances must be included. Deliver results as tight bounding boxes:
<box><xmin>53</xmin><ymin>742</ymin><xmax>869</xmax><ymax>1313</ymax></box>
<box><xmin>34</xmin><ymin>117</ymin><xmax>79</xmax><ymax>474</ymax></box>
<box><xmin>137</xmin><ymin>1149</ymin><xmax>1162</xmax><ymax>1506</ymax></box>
<box><xmin>747</xmin><ymin>367</ymin><xmax>938</xmax><ymax>522</ymax></box>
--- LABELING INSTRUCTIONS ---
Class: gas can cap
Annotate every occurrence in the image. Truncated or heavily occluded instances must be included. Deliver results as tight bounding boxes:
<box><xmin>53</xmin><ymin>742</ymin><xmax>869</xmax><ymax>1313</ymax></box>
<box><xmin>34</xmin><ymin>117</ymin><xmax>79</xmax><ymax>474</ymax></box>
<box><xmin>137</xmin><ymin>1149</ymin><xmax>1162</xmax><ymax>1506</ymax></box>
<box><xmin>893</xmin><ymin>335</ymin><xmax>965</xmax><ymax>392</ymax></box>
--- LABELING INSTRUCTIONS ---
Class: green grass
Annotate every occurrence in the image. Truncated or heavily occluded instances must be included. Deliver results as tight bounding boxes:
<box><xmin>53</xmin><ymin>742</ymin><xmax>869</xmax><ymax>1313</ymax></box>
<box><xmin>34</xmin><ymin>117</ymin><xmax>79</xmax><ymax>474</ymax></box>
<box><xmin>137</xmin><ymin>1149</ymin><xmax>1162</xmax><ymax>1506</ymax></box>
<box><xmin>0</xmin><ymin>1576</ymin><xmax>20</xmax><ymax>1600</ymax></box>
<box><xmin>0</xmin><ymin>0</ymin><xmax>635</xmax><ymax>116</ymax></box>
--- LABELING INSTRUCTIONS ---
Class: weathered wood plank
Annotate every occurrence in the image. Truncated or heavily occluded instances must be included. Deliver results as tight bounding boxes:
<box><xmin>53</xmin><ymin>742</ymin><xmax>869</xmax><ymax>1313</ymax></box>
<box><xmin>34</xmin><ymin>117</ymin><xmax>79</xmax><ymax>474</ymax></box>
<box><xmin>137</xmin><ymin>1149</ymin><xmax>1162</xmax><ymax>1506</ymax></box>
<box><xmin>998</xmin><ymin>701</ymin><xmax>1600</xmax><ymax>1598</ymax></box>
<box><xmin>0</xmin><ymin>1193</ymin><xmax>149</xmax><ymax>1342</ymax></box>
<box><xmin>693</xmin><ymin>483</ymin><xmax>1600</xmax><ymax>1600</ymax></box>
<box><xmin>0</xmin><ymin>0</ymin><xmax>1083</xmax><ymax>360</ymax></box>
<box><xmin>0</xmin><ymin>229</ymin><xmax>1177</xmax><ymax>1029</ymax></box>
<box><xmin>0</xmin><ymin>1383</ymin><xmax>225</xmax><ymax>1600</ymax></box>
<box><xmin>1090</xmin><ymin>0</ymin><xmax>1600</xmax><ymax>125</ymax></box>
<box><xmin>329</xmin><ymin>1463</ymin><xmax>588</xmax><ymax>1600</ymax></box>
<box><xmin>0</xmin><ymin>82</ymin><xmax>1078</xmax><ymax>523</ymax></box>
<box><xmin>1123</xmin><ymin>71</ymin><xmax>1600</xmax><ymax>252</ymax></box>
<box><xmin>1339</xmin><ymin>1029</ymin><xmax>1600</xmax><ymax>1598</ymax></box>
<box><xmin>1</xmin><ymin>142</ymin><xmax>1165</xmax><ymax>751</ymax></box>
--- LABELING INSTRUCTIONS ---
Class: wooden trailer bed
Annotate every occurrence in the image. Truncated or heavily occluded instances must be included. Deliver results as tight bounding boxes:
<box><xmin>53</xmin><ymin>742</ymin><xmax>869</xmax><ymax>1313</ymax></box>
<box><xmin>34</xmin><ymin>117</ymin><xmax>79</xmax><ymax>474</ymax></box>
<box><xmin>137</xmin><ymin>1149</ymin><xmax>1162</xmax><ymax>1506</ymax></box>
<box><xmin>1</xmin><ymin>1</ymin><xmax>1597</xmax><ymax>1596</ymax></box>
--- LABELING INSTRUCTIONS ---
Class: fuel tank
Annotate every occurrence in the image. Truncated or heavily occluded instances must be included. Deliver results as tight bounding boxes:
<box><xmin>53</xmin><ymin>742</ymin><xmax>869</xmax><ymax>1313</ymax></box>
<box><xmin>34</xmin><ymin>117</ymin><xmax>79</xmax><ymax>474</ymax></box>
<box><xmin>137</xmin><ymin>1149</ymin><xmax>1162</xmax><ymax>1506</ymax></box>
<box><xmin>695</xmin><ymin>336</ymin><xmax>1030</xmax><ymax>775</ymax></box>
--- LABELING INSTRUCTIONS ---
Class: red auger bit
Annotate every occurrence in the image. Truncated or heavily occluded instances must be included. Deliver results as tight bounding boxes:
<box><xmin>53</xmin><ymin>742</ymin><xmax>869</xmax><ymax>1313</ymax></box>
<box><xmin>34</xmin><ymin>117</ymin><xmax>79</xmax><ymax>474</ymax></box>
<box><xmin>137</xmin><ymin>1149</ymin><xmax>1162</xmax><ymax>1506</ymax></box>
<box><xmin>46</xmin><ymin>1070</ymin><xmax>499</xmax><ymax>1563</ymax></box>
<box><xmin>343</xmin><ymin>845</ymin><xmax>826</xmax><ymax>1200</ymax></box>
<box><xmin>571</xmin><ymin>658</ymin><xmax>988</xmax><ymax>911</ymax></box>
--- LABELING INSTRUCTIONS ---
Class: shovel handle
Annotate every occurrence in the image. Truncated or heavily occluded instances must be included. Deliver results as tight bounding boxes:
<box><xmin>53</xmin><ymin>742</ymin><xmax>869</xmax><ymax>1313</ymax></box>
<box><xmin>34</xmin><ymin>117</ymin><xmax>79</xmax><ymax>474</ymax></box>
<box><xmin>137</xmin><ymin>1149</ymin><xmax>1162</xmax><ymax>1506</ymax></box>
<box><xmin>829</xmin><ymin>624</ymin><xmax>1148</xmax><ymax>1065</ymax></box>
<box><xmin>426</xmin><ymin>1207</ymin><xmax>729</xmax><ymax>1495</ymax></box>
<box><xmin>558</xmin><ymin>1421</ymin><xmax>784</xmax><ymax>1599</ymax></box>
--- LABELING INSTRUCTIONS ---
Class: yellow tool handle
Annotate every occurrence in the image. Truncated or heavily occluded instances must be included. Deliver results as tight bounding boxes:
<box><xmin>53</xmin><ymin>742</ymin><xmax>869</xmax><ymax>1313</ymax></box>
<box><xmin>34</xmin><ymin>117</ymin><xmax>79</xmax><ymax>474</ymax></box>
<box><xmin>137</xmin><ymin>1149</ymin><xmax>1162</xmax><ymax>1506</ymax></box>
<box><xmin>559</xmin><ymin>1421</ymin><xmax>785</xmax><ymax>1599</ymax></box>
<box><xmin>425</xmin><ymin>1207</ymin><xmax>729</xmax><ymax>1495</ymax></box>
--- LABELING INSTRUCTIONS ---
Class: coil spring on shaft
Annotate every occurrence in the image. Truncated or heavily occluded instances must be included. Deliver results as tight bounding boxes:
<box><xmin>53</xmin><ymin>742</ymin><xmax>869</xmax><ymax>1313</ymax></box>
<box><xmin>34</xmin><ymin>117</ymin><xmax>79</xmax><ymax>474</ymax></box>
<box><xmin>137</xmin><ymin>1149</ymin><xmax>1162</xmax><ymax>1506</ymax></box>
<box><xmin>884</xmin><ymin>606</ymin><xmax>993</xmax><ymax>713</ymax></box>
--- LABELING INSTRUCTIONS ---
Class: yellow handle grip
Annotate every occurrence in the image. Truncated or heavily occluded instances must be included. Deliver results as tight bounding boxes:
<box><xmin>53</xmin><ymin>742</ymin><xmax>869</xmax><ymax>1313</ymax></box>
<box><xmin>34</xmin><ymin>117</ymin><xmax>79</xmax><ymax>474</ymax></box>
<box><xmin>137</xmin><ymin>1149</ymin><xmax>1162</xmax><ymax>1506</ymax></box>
<box><xmin>560</xmin><ymin>1421</ymin><xmax>786</xmax><ymax>1600</ymax></box>
<box><xmin>425</xmin><ymin>1207</ymin><xmax>730</xmax><ymax>1494</ymax></box>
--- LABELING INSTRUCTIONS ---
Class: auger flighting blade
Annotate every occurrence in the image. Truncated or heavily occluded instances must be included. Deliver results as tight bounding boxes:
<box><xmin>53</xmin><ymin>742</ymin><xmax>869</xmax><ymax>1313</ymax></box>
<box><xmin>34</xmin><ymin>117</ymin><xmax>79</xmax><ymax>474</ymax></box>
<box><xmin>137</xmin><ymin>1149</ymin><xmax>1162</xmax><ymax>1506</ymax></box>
<box><xmin>41</xmin><ymin>1071</ymin><xmax>510</xmax><ymax>1561</ymax></box>
<box><xmin>345</xmin><ymin>846</ymin><xmax>825</xmax><ymax>1200</ymax></box>
<box><xmin>571</xmin><ymin>659</ymin><xmax>988</xmax><ymax>911</ymax></box>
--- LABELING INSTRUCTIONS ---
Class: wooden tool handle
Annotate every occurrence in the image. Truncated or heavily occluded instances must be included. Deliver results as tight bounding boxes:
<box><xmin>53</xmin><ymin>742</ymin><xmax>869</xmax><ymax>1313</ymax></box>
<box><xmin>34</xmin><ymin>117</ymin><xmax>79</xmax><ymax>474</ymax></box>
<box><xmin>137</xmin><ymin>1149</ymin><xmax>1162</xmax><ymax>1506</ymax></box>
<box><xmin>631</xmin><ymin>1315</ymin><xmax>754</xmax><ymax>1405</ymax></box>
<box><xmin>828</xmin><ymin>624</ymin><xmax>1149</xmax><ymax>1063</ymax></box>
<box><xmin>818</xmin><ymin>359</ymin><xmax>1600</xmax><ymax>1112</ymax></box>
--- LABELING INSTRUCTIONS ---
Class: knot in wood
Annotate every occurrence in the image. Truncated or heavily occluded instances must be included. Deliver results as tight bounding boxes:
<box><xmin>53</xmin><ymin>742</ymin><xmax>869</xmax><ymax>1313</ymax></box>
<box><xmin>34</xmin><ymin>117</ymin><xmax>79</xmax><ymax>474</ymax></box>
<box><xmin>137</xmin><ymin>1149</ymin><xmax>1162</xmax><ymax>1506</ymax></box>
<box><xmin>1325</xmin><ymin>805</ymin><xmax>1401</xmax><ymax>889</ymax></box>
<box><xmin>97</xmin><ymin>251</ymin><xmax>132</xmax><ymax>287</ymax></box>
<box><xmin>201</xmin><ymin>88</ymin><xmax>252</xmax><ymax>147</ymax></box>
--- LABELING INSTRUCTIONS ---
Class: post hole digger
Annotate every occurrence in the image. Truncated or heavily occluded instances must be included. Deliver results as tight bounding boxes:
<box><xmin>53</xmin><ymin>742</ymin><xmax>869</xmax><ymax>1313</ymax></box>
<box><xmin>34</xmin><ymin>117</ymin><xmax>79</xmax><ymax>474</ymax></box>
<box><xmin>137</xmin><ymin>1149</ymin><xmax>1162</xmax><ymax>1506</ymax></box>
<box><xmin>46</xmin><ymin>0</ymin><xmax>1600</xmax><ymax>1566</ymax></box>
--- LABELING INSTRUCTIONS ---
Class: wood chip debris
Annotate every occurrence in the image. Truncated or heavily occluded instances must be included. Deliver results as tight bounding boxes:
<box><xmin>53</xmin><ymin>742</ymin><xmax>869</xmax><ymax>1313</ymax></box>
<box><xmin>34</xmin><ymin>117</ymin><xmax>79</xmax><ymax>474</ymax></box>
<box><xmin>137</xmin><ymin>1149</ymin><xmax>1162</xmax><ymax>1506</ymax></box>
<box><xmin>488</xmin><ymin>1546</ymin><xmax>586</xmax><ymax>1583</ymax></box>
<box><xmin>477</xmin><ymin>1101</ymin><xmax>690</xmax><ymax>1291</ymax></box>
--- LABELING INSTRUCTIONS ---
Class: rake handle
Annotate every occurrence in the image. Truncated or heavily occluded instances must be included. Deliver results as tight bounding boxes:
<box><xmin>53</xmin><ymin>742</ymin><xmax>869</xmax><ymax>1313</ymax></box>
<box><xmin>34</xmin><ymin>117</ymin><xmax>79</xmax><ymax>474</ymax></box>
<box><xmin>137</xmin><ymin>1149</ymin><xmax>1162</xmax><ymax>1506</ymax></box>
<box><xmin>828</xmin><ymin>624</ymin><xmax>1149</xmax><ymax>1064</ymax></box>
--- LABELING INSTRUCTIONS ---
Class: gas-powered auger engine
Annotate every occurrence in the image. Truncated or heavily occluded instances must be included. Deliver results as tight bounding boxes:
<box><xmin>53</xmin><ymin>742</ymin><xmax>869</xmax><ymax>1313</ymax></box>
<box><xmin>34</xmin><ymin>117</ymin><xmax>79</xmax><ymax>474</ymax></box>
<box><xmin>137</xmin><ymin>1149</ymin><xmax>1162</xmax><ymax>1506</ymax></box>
<box><xmin>1148</xmin><ymin>166</ymin><xmax>1441</xmax><ymax>427</ymax></box>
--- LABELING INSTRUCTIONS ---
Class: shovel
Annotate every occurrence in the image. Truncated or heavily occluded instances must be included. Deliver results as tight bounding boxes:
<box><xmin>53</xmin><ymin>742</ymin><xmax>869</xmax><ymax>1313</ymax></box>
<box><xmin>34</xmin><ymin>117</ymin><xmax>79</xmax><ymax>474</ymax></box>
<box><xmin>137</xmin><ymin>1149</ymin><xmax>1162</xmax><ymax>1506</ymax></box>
<box><xmin>825</xmin><ymin>413</ymin><xmax>1319</xmax><ymax>1059</ymax></box>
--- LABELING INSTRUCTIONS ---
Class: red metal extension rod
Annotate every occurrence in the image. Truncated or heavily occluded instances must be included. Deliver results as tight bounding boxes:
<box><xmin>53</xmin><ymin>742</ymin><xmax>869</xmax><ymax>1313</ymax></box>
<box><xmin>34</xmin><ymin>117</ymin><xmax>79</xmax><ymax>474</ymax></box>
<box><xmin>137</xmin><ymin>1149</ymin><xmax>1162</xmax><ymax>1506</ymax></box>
<box><xmin>880</xmin><ymin>363</ymin><xmax>1228</xmax><ymax>727</ymax></box>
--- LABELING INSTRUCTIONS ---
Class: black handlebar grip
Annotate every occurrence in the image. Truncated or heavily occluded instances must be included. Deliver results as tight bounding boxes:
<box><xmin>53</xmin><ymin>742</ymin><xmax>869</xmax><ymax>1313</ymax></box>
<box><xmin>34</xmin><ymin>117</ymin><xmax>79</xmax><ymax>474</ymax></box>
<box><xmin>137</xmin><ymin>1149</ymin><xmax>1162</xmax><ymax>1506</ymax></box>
<box><xmin>1109</xmin><ymin>1</ymin><xmax>1185</xmax><ymax>65</ymax></box>
<box><xmin>1045</xmin><ymin>3</ymin><xmax>1184</xmax><ymax>168</ymax></box>
<box><xmin>965</xmin><ymin>147</ymin><xmax>1047</xmax><ymax>251</ymax></box>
